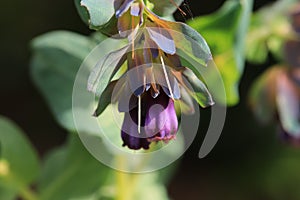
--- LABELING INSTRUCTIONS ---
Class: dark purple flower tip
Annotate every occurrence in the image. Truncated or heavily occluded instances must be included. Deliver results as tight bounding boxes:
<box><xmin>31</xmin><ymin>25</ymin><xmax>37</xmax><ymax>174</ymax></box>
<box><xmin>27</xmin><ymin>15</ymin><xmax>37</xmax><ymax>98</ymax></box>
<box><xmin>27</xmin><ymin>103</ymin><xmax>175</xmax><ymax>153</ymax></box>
<box><xmin>121</xmin><ymin>130</ymin><xmax>150</xmax><ymax>150</ymax></box>
<box><xmin>144</xmin><ymin>92</ymin><xmax>178</xmax><ymax>143</ymax></box>
<box><xmin>121</xmin><ymin>109</ymin><xmax>150</xmax><ymax>150</ymax></box>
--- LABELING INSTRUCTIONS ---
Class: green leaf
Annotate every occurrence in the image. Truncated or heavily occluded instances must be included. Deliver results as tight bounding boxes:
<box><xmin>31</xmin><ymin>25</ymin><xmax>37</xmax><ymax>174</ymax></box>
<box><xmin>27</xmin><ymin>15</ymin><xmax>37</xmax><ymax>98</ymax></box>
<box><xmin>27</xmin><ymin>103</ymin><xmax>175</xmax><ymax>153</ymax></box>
<box><xmin>30</xmin><ymin>31</ymin><xmax>98</xmax><ymax>131</ymax></box>
<box><xmin>75</xmin><ymin>0</ymin><xmax>115</xmax><ymax>30</ymax></box>
<box><xmin>75</xmin><ymin>0</ymin><xmax>114</xmax><ymax>30</ymax></box>
<box><xmin>0</xmin><ymin>116</ymin><xmax>40</xmax><ymax>198</ymax></box>
<box><xmin>87</xmin><ymin>44</ymin><xmax>128</xmax><ymax>96</ymax></box>
<box><xmin>188</xmin><ymin>0</ymin><xmax>253</xmax><ymax>105</ymax></box>
<box><xmin>148</xmin><ymin>0</ymin><xmax>184</xmax><ymax>16</ymax></box>
<box><xmin>171</xmin><ymin>21</ymin><xmax>212</xmax><ymax>69</ymax></box>
<box><xmin>74</xmin><ymin>0</ymin><xmax>90</xmax><ymax>27</ymax></box>
<box><xmin>182</xmin><ymin>68</ymin><xmax>214</xmax><ymax>108</ymax></box>
<box><xmin>38</xmin><ymin>135</ymin><xmax>110</xmax><ymax>200</ymax></box>
<box><xmin>93</xmin><ymin>81</ymin><xmax>116</xmax><ymax>116</ymax></box>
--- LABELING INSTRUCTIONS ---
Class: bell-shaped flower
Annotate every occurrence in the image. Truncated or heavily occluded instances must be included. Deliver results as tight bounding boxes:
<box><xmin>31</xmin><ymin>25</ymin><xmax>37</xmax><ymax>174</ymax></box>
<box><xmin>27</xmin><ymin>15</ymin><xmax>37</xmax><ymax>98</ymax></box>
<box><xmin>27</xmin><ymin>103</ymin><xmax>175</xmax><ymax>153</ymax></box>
<box><xmin>89</xmin><ymin>0</ymin><xmax>215</xmax><ymax>150</ymax></box>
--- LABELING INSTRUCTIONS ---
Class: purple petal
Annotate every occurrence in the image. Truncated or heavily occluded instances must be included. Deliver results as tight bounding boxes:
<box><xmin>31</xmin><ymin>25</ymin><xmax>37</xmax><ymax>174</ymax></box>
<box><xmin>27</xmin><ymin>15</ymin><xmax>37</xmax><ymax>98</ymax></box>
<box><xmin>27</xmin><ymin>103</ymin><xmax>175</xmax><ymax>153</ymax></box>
<box><xmin>144</xmin><ymin>92</ymin><xmax>178</xmax><ymax>142</ymax></box>
<box><xmin>121</xmin><ymin>108</ymin><xmax>150</xmax><ymax>150</ymax></box>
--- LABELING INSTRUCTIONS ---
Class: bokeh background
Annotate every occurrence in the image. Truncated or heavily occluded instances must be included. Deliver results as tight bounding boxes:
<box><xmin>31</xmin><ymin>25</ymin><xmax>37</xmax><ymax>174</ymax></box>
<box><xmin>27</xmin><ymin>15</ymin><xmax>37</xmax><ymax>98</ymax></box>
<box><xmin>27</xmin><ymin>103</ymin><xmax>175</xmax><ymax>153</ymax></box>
<box><xmin>4</xmin><ymin>0</ymin><xmax>299</xmax><ymax>199</ymax></box>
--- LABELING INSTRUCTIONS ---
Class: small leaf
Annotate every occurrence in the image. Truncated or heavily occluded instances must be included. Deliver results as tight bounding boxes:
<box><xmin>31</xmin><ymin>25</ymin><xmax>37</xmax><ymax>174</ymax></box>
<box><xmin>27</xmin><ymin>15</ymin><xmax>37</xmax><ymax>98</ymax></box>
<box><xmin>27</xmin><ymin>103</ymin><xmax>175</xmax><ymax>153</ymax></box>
<box><xmin>88</xmin><ymin>45</ymin><xmax>129</xmax><ymax>96</ymax></box>
<box><xmin>0</xmin><ymin>116</ymin><xmax>40</xmax><ymax>198</ymax></box>
<box><xmin>93</xmin><ymin>81</ymin><xmax>117</xmax><ymax>116</ymax></box>
<box><xmin>75</xmin><ymin>0</ymin><xmax>115</xmax><ymax>30</ymax></box>
<box><xmin>182</xmin><ymin>68</ymin><xmax>214</xmax><ymax>108</ymax></box>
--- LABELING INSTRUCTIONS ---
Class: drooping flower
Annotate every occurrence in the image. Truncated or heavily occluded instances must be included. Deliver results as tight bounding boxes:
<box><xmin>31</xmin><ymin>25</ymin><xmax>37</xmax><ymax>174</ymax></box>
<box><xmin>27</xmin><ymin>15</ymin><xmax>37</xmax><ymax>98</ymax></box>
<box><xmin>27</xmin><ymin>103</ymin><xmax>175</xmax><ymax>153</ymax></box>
<box><xmin>89</xmin><ymin>0</ymin><xmax>214</xmax><ymax>150</ymax></box>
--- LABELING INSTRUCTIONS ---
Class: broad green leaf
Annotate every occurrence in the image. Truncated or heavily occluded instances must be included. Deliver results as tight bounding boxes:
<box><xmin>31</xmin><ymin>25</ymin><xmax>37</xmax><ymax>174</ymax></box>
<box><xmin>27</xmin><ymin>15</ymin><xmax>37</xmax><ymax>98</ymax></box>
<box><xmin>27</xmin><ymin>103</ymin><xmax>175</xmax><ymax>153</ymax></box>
<box><xmin>148</xmin><ymin>0</ymin><xmax>184</xmax><ymax>16</ymax></box>
<box><xmin>171</xmin><ymin>21</ymin><xmax>212</xmax><ymax>68</ymax></box>
<box><xmin>0</xmin><ymin>116</ymin><xmax>40</xmax><ymax>198</ymax></box>
<box><xmin>30</xmin><ymin>31</ymin><xmax>97</xmax><ymax>131</ymax></box>
<box><xmin>188</xmin><ymin>0</ymin><xmax>253</xmax><ymax>105</ymax></box>
<box><xmin>75</xmin><ymin>0</ymin><xmax>115</xmax><ymax>30</ymax></box>
<box><xmin>182</xmin><ymin>68</ymin><xmax>214</xmax><ymax>108</ymax></box>
<box><xmin>38</xmin><ymin>135</ymin><xmax>110</xmax><ymax>200</ymax></box>
<box><xmin>246</xmin><ymin>0</ymin><xmax>298</xmax><ymax>64</ymax></box>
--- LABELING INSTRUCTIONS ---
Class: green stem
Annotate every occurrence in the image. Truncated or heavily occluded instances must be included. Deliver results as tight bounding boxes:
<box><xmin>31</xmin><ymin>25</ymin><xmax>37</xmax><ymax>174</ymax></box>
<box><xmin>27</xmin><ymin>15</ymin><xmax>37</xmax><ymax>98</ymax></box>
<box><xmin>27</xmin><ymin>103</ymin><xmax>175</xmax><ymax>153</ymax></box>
<box><xmin>116</xmin><ymin>156</ymin><xmax>130</xmax><ymax>200</ymax></box>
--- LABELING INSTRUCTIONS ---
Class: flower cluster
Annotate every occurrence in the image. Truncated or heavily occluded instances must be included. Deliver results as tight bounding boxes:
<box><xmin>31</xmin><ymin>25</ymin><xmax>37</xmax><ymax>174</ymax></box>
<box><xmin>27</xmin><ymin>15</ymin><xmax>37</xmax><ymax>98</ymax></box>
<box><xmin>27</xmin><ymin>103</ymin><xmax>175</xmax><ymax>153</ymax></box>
<box><xmin>90</xmin><ymin>0</ymin><xmax>214</xmax><ymax>150</ymax></box>
<box><xmin>249</xmin><ymin>3</ymin><xmax>300</xmax><ymax>145</ymax></box>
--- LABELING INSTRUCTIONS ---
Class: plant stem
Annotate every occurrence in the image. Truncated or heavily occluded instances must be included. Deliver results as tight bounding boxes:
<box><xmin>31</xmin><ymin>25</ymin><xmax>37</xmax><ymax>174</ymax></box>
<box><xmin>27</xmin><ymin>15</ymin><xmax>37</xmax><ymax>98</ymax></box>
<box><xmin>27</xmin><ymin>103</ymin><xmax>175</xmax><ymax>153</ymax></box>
<box><xmin>116</xmin><ymin>156</ymin><xmax>130</xmax><ymax>200</ymax></box>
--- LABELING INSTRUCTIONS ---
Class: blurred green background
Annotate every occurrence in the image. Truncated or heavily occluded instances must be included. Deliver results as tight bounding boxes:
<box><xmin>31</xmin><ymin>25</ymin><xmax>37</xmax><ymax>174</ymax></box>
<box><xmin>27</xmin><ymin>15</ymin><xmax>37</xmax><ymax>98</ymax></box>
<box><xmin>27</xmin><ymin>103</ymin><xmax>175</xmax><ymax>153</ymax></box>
<box><xmin>3</xmin><ymin>0</ymin><xmax>300</xmax><ymax>200</ymax></box>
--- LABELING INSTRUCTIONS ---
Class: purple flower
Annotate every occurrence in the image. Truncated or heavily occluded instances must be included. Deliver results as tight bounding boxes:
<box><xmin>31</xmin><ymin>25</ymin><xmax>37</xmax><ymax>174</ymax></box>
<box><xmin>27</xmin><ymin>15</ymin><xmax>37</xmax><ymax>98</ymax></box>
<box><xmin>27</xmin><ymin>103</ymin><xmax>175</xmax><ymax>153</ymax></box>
<box><xmin>90</xmin><ymin>0</ymin><xmax>214</xmax><ymax>150</ymax></box>
<box><xmin>120</xmin><ymin>89</ymin><xmax>178</xmax><ymax>150</ymax></box>
<box><xmin>121</xmin><ymin>105</ymin><xmax>151</xmax><ymax>150</ymax></box>
<box><xmin>144</xmin><ymin>91</ymin><xmax>178</xmax><ymax>142</ymax></box>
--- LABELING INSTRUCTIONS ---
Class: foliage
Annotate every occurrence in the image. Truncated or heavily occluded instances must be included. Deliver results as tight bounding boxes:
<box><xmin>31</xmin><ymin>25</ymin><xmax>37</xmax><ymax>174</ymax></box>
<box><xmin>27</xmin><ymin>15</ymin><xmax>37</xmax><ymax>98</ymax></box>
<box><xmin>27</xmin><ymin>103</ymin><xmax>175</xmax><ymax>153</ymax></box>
<box><xmin>188</xmin><ymin>0</ymin><xmax>253</xmax><ymax>105</ymax></box>
<box><xmin>2</xmin><ymin>0</ymin><xmax>300</xmax><ymax>200</ymax></box>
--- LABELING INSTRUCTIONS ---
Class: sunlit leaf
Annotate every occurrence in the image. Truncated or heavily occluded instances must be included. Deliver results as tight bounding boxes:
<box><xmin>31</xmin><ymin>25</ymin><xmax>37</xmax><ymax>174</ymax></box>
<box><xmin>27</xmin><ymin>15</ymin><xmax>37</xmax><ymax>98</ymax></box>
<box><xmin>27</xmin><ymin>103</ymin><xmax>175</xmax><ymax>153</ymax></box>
<box><xmin>182</xmin><ymin>68</ymin><xmax>214</xmax><ymax>108</ymax></box>
<box><xmin>172</xmin><ymin>22</ymin><xmax>212</xmax><ymax>68</ymax></box>
<box><xmin>75</xmin><ymin>0</ymin><xmax>115</xmax><ymax>30</ymax></box>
